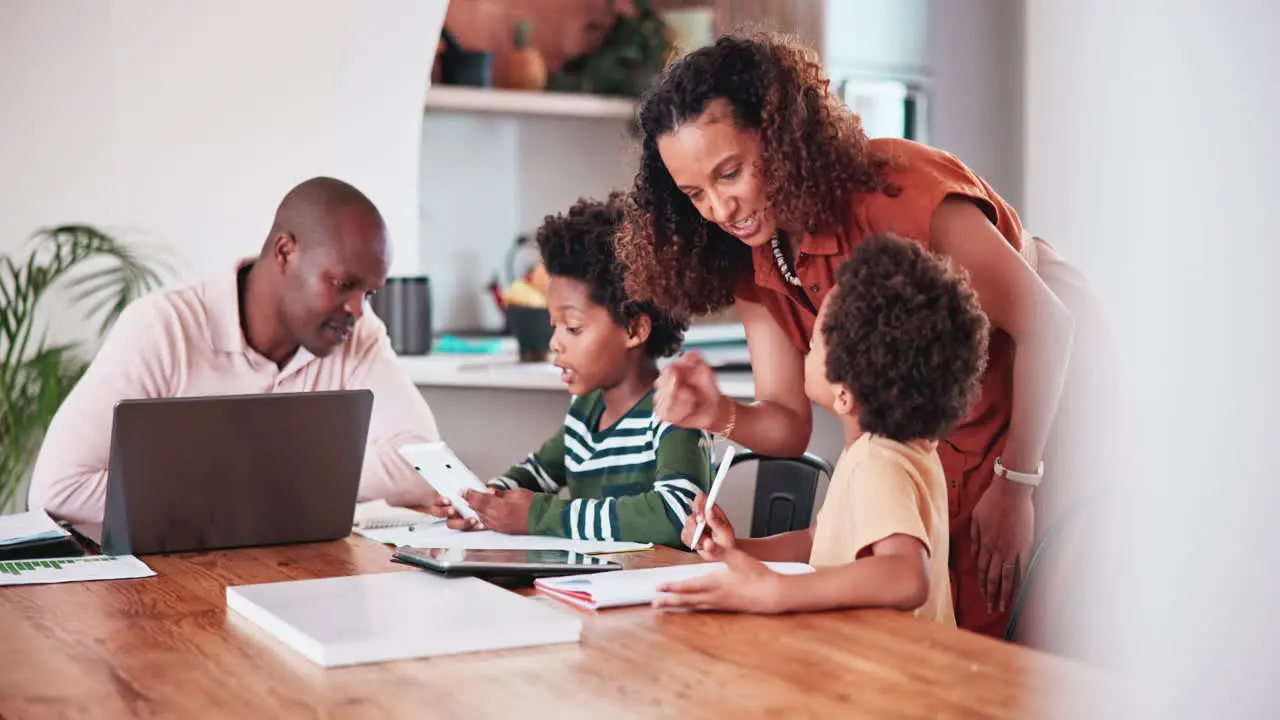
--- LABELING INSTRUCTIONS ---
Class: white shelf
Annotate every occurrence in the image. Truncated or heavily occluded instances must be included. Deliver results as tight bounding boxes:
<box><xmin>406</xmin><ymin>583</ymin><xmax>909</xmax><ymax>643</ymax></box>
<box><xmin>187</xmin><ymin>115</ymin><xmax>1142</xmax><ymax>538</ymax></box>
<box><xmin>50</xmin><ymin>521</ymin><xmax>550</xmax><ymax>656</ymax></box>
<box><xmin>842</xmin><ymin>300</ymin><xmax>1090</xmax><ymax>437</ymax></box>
<box><xmin>398</xmin><ymin>353</ymin><xmax>757</xmax><ymax>399</ymax></box>
<box><xmin>424</xmin><ymin>85</ymin><xmax>637</xmax><ymax>120</ymax></box>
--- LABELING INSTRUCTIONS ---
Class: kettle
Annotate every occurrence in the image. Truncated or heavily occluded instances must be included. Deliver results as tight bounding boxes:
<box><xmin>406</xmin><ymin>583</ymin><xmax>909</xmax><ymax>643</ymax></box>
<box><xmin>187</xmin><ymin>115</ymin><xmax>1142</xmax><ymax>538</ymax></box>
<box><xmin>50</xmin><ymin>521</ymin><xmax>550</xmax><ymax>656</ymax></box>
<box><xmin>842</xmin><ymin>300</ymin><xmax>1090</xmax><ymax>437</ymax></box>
<box><xmin>505</xmin><ymin>233</ymin><xmax>541</xmax><ymax>287</ymax></box>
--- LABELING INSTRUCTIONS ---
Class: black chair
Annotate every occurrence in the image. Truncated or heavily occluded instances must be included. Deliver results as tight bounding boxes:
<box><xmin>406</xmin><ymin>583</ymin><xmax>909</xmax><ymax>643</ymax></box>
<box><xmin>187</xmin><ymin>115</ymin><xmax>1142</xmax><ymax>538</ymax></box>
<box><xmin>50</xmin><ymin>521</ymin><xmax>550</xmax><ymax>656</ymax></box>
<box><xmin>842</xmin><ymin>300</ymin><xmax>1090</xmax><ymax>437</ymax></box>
<box><xmin>727</xmin><ymin>451</ymin><xmax>834</xmax><ymax>538</ymax></box>
<box><xmin>1004</xmin><ymin>497</ymin><xmax>1096</xmax><ymax>644</ymax></box>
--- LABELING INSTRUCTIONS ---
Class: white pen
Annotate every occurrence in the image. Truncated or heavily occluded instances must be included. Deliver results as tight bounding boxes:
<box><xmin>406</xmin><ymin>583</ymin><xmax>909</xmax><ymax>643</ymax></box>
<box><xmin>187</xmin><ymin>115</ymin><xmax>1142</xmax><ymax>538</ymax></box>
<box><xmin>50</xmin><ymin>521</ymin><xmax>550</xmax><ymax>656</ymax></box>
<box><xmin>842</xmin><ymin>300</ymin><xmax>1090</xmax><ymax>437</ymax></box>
<box><xmin>408</xmin><ymin>517</ymin><xmax>447</xmax><ymax>532</ymax></box>
<box><xmin>690</xmin><ymin>445</ymin><xmax>736</xmax><ymax>548</ymax></box>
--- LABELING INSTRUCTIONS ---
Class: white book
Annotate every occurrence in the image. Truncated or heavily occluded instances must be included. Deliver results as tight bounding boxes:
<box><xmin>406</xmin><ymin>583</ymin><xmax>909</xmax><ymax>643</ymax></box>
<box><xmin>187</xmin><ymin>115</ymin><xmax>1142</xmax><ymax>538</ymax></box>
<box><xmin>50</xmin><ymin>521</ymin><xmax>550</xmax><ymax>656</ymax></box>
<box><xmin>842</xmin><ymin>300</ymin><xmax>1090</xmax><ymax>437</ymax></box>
<box><xmin>534</xmin><ymin>561</ymin><xmax>815</xmax><ymax>611</ymax></box>
<box><xmin>227</xmin><ymin>570</ymin><xmax>582</xmax><ymax>667</ymax></box>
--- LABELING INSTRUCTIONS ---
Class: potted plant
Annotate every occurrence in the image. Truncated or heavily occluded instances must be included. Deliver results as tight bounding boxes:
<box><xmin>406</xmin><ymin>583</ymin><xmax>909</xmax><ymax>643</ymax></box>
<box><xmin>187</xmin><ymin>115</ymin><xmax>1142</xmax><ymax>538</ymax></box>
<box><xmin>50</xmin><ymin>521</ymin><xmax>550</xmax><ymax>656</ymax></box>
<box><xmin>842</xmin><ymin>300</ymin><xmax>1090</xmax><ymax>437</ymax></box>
<box><xmin>0</xmin><ymin>225</ymin><xmax>165</xmax><ymax>512</ymax></box>
<box><xmin>548</xmin><ymin>0</ymin><xmax>676</xmax><ymax>98</ymax></box>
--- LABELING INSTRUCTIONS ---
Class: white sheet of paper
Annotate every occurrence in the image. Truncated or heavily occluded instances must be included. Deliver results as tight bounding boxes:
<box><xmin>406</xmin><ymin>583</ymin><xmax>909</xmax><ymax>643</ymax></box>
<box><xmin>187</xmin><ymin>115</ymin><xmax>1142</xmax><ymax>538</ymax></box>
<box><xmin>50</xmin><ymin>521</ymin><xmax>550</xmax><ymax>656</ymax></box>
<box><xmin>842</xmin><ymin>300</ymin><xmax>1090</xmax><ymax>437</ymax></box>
<box><xmin>356</xmin><ymin>523</ymin><xmax>651</xmax><ymax>555</ymax></box>
<box><xmin>0</xmin><ymin>555</ymin><xmax>156</xmax><ymax>586</ymax></box>
<box><xmin>0</xmin><ymin>510</ymin><xmax>70</xmax><ymax>547</ymax></box>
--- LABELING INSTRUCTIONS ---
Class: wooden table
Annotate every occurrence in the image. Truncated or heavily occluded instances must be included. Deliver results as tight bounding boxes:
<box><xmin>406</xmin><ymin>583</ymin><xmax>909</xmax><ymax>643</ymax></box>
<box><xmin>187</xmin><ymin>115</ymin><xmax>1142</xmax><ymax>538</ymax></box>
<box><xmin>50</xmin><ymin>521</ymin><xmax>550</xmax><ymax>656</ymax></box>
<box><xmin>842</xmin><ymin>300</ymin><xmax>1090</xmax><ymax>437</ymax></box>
<box><xmin>0</xmin><ymin>536</ymin><xmax>1101</xmax><ymax>718</ymax></box>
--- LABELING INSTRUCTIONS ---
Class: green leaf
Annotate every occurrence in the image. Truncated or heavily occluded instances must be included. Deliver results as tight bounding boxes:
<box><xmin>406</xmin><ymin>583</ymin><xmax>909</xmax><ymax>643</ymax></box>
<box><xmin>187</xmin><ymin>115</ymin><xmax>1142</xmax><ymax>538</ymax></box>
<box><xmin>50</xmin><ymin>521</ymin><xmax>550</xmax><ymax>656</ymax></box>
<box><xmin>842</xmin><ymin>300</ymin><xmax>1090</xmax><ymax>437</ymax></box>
<box><xmin>0</xmin><ymin>224</ymin><xmax>166</xmax><ymax>511</ymax></box>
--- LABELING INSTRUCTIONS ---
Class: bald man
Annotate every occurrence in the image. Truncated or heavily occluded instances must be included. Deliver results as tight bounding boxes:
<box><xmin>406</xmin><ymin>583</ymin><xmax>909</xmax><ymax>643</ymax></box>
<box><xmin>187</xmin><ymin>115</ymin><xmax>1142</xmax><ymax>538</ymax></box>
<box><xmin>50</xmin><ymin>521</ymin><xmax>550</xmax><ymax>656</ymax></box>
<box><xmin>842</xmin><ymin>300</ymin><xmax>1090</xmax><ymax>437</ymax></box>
<box><xmin>28</xmin><ymin>177</ymin><xmax>441</xmax><ymax>523</ymax></box>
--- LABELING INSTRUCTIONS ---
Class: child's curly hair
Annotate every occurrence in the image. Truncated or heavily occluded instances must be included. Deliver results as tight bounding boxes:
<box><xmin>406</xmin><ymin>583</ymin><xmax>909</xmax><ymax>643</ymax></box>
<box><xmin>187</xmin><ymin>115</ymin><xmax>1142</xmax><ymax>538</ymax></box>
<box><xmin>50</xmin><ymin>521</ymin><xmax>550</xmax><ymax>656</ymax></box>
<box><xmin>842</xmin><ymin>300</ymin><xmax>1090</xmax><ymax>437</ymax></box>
<box><xmin>535</xmin><ymin>192</ymin><xmax>688</xmax><ymax>358</ymax></box>
<box><xmin>823</xmin><ymin>235</ymin><xmax>989</xmax><ymax>443</ymax></box>
<box><xmin>616</xmin><ymin>31</ymin><xmax>898</xmax><ymax>319</ymax></box>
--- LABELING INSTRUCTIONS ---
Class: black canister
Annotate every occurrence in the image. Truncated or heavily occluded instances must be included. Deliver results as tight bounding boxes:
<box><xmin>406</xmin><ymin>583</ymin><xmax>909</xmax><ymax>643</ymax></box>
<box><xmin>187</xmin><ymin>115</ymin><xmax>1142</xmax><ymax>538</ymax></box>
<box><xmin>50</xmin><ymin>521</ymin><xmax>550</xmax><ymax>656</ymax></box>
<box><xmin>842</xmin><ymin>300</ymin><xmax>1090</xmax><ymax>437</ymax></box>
<box><xmin>370</xmin><ymin>276</ymin><xmax>433</xmax><ymax>355</ymax></box>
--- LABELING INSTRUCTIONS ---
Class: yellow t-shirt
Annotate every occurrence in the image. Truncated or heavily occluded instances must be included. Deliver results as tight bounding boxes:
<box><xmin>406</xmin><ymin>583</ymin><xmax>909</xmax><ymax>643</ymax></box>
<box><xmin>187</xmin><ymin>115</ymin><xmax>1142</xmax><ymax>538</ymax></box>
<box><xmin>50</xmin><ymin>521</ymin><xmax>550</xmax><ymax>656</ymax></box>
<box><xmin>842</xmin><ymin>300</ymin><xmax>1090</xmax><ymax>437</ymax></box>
<box><xmin>809</xmin><ymin>434</ymin><xmax>954</xmax><ymax>626</ymax></box>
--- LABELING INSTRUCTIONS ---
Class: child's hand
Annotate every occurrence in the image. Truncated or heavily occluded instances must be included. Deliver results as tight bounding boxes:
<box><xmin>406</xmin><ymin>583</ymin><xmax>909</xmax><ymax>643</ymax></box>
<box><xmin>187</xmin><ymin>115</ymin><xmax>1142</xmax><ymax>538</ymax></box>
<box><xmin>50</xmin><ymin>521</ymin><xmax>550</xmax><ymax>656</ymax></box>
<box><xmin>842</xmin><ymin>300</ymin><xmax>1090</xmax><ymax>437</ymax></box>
<box><xmin>426</xmin><ymin>494</ymin><xmax>484</xmax><ymax>531</ymax></box>
<box><xmin>462</xmin><ymin>488</ymin><xmax>534</xmax><ymax>535</ymax></box>
<box><xmin>652</xmin><ymin>548</ymin><xmax>783</xmax><ymax>614</ymax></box>
<box><xmin>681</xmin><ymin>493</ymin><xmax>736</xmax><ymax>560</ymax></box>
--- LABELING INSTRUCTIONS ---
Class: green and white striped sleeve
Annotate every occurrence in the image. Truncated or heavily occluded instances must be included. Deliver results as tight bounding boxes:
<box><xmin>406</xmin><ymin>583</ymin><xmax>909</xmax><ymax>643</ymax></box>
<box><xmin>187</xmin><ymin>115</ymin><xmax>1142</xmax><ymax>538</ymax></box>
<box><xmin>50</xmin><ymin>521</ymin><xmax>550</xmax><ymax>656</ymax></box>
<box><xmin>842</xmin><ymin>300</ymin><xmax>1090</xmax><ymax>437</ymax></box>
<box><xmin>527</xmin><ymin>424</ymin><xmax>713</xmax><ymax>547</ymax></box>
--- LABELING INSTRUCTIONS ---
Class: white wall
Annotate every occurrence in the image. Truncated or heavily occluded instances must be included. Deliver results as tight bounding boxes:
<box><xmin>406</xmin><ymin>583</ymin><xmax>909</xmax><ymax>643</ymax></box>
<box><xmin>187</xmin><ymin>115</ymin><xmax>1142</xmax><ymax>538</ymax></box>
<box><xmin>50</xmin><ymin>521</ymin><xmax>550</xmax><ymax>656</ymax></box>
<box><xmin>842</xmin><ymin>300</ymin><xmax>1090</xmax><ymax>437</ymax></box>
<box><xmin>0</xmin><ymin>0</ymin><xmax>446</xmax><ymax>346</ymax></box>
<box><xmin>927</xmin><ymin>0</ymin><xmax>1025</xmax><ymax>210</ymax></box>
<box><xmin>1024</xmin><ymin>1</ymin><xmax>1280</xmax><ymax>717</ymax></box>
<box><xmin>418</xmin><ymin>113</ymin><xmax>637</xmax><ymax>332</ymax></box>
<box><xmin>824</xmin><ymin>0</ymin><xmax>930</xmax><ymax>78</ymax></box>
<box><xmin>823</xmin><ymin>0</ymin><xmax>1026</xmax><ymax>211</ymax></box>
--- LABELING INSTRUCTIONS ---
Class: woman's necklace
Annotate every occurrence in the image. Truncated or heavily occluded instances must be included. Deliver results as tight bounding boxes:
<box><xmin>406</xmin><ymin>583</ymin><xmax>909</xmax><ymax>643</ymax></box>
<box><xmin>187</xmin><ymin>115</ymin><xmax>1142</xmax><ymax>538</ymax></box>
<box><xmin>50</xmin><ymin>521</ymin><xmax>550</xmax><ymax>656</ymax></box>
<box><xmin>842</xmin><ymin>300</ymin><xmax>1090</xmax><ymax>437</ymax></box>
<box><xmin>770</xmin><ymin>233</ymin><xmax>803</xmax><ymax>287</ymax></box>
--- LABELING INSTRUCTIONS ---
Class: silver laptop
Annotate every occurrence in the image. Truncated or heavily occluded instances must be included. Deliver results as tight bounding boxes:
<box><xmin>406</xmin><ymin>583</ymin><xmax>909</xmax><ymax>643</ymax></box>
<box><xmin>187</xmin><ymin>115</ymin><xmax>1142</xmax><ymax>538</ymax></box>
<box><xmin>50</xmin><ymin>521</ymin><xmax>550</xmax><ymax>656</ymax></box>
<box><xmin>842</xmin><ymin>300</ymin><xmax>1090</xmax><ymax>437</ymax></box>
<box><xmin>81</xmin><ymin>390</ymin><xmax>373</xmax><ymax>556</ymax></box>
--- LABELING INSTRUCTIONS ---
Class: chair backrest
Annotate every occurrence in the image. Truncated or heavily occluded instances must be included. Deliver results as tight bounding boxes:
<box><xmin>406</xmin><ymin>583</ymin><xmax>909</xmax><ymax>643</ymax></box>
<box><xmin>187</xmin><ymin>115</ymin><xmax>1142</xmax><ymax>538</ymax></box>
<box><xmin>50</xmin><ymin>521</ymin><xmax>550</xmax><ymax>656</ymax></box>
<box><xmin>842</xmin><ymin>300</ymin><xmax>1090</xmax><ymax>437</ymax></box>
<box><xmin>1005</xmin><ymin>497</ymin><xmax>1099</xmax><ymax>659</ymax></box>
<box><xmin>729</xmin><ymin>451</ymin><xmax>833</xmax><ymax>538</ymax></box>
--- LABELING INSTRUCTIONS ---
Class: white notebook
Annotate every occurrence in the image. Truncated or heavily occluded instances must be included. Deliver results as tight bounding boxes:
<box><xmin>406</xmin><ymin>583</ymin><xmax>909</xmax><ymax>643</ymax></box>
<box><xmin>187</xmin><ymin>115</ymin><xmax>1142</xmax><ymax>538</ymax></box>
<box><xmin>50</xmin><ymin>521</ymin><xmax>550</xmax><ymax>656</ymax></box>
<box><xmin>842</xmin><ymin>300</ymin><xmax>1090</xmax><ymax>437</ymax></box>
<box><xmin>534</xmin><ymin>561</ymin><xmax>814</xmax><ymax>611</ymax></box>
<box><xmin>227</xmin><ymin>571</ymin><xmax>582</xmax><ymax>667</ymax></box>
<box><xmin>351</xmin><ymin>499</ymin><xmax>442</xmax><ymax>530</ymax></box>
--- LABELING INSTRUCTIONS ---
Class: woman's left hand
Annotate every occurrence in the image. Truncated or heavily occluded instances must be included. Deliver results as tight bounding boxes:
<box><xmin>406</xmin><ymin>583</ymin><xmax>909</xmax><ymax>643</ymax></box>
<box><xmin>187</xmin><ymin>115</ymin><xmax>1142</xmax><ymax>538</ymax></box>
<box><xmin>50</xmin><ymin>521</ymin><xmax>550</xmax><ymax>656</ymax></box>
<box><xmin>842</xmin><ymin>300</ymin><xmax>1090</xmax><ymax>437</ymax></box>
<box><xmin>970</xmin><ymin>478</ymin><xmax>1035</xmax><ymax>613</ymax></box>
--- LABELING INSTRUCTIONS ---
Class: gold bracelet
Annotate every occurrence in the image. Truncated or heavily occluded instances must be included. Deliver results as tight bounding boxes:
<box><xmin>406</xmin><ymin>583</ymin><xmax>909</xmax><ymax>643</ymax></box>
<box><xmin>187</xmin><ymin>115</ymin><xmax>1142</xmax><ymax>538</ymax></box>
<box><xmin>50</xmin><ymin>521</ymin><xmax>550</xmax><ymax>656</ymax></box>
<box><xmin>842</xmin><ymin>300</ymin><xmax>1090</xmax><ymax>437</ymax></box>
<box><xmin>718</xmin><ymin>398</ymin><xmax>737</xmax><ymax>440</ymax></box>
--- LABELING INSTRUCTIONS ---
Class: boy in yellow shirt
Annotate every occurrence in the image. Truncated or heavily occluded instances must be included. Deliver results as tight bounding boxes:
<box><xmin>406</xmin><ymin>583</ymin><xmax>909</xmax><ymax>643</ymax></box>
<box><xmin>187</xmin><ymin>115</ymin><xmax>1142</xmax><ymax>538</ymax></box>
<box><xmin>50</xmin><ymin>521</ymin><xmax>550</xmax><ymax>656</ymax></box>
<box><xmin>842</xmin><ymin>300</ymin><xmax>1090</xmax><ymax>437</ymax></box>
<box><xmin>653</xmin><ymin>234</ymin><xmax>989</xmax><ymax>623</ymax></box>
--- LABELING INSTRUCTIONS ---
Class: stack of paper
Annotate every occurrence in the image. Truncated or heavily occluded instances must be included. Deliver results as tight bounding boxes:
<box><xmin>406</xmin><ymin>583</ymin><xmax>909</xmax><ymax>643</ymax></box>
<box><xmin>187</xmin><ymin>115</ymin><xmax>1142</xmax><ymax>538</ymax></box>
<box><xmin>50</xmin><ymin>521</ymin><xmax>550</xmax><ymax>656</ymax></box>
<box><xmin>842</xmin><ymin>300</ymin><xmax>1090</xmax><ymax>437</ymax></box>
<box><xmin>0</xmin><ymin>510</ymin><xmax>84</xmax><ymax>561</ymax></box>
<box><xmin>227</xmin><ymin>570</ymin><xmax>583</xmax><ymax>667</ymax></box>
<box><xmin>356</xmin><ymin>522</ymin><xmax>652</xmax><ymax>555</ymax></box>
<box><xmin>0</xmin><ymin>510</ymin><xmax>66</xmax><ymax>545</ymax></box>
<box><xmin>535</xmin><ymin>561</ymin><xmax>814</xmax><ymax>610</ymax></box>
<box><xmin>0</xmin><ymin>555</ymin><xmax>156</xmax><ymax>586</ymax></box>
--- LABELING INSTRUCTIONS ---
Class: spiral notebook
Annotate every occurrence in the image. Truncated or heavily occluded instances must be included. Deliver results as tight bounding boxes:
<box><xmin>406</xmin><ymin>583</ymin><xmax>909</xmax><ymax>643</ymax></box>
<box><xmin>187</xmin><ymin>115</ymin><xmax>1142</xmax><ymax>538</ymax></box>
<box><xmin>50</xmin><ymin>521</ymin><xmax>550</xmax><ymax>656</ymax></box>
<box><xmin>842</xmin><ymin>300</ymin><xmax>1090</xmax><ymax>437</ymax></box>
<box><xmin>351</xmin><ymin>500</ymin><xmax>442</xmax><ymax>531</ymax></box>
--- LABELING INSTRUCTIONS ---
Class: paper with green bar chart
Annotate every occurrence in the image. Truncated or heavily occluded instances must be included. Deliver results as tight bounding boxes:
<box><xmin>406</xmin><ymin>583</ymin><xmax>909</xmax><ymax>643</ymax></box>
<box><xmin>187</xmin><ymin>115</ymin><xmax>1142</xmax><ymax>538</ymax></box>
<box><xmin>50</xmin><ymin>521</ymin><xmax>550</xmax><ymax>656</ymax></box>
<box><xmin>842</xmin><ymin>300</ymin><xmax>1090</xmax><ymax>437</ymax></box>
<box><xmin>0</xmin><ymin>555</ymin><xmax>155</xmax><ymax>586</ymax></box>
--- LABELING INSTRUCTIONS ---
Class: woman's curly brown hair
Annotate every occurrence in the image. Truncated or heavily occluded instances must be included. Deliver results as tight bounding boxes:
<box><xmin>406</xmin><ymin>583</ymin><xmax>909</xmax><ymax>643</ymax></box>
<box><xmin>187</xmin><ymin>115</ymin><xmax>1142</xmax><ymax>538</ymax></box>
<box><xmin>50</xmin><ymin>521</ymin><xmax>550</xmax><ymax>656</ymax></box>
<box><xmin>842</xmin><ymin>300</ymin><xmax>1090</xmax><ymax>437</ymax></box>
<box><xmin>823</xmin><ymin>234</ymin><xmax>990</xmax><ymax>443</ymax></box>
<box><xmin>616</xmin><ymin>31</ymin><xmax>897</xmax><ymax>319</ymax></box>
<box><xmin>535</xmin><ymin>192</ymin><xmax>688</xmax><ymax>359</ymax></box>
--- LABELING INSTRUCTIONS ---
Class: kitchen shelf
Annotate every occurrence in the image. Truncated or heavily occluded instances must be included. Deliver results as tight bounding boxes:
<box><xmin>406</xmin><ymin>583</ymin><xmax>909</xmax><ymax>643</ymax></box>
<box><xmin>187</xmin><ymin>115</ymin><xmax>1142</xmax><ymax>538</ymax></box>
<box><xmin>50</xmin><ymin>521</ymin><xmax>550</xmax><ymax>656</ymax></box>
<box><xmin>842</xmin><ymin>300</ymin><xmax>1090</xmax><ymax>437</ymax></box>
<box><xmin>424</xmin><ymin>86</ymin><xmax>637</xmax><ymax>120</ymax></box>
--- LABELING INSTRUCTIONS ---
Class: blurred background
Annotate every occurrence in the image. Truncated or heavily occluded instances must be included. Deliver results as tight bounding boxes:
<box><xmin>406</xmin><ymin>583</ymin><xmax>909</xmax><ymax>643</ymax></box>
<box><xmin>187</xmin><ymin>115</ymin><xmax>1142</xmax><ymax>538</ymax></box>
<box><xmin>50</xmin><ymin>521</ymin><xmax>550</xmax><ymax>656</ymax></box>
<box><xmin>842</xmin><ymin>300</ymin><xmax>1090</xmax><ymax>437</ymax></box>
<box><xmin>2</xmin><ymin>1</ymin><xmax>1278</xmax><ymax>716</ymax></box>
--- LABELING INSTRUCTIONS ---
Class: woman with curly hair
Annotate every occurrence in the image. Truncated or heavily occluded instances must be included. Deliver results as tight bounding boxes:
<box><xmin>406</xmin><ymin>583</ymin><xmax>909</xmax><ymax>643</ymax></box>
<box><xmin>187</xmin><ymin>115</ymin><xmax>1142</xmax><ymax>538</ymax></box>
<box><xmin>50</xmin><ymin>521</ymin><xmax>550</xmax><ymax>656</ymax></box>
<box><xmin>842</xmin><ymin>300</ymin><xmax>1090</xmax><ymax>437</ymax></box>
<box><xmin>616</xmin><ymin>31</ymin><xmax>1107</xmax><ymax>638</ymax></box>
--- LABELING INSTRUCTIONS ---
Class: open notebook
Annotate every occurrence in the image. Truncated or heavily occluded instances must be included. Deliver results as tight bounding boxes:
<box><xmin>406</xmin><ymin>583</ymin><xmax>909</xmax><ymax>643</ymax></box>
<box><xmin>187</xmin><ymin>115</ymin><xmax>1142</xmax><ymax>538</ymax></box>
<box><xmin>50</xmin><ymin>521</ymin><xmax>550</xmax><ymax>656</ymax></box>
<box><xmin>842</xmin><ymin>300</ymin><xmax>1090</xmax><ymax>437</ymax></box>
<box><xmin>535</xmin><ymin>561</ymin><xmax>814</xmax><ymax>611</ymax></box>
<box><xmin>351</xmin><ymin>499</ymin><xmax>442</xmax><ymax>531</ymax></box>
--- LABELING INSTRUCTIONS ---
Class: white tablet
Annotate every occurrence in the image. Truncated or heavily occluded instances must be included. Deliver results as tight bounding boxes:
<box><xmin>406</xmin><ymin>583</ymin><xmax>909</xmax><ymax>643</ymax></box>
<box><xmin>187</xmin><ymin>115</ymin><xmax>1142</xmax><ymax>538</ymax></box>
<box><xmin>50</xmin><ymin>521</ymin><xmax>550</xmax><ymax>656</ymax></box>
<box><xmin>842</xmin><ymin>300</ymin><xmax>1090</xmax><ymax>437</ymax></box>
<box><xmin>397</xmin><ymin>442</ymin><xmax>489</xmax><ymax>522</ymax></box>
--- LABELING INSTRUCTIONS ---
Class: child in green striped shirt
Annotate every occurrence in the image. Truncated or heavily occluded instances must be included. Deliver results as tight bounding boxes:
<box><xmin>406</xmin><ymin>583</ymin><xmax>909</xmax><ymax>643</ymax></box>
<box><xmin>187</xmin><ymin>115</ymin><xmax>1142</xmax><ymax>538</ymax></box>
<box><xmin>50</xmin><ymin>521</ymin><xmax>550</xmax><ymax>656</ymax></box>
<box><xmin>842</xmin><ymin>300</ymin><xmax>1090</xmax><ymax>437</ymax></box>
<box><xmin>429</xmin><ymin>193</ymin><xmax>713</xmax><ymax>548</ymax></box>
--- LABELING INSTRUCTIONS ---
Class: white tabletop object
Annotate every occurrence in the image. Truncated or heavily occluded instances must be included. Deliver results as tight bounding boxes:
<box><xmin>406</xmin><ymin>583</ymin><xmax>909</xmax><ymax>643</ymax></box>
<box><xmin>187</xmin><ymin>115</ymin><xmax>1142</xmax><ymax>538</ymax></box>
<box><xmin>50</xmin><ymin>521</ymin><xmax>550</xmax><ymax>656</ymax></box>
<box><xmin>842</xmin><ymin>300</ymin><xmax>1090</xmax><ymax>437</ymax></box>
<box><xmin>227</xmin><ymin>570</ymin><xmax>582</xmax><ymax>667</ymax></box>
